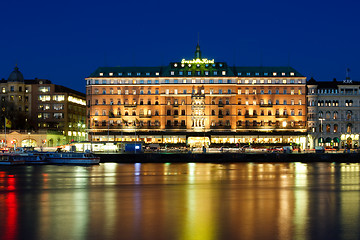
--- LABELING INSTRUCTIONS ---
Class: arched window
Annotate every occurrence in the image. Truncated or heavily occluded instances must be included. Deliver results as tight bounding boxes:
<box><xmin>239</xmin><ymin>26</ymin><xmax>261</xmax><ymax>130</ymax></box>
<box><xmin>347</xmin><ymin>123</ymin><xmax>352</xmax><ymax>133</ymax></box>
<box><xmin>333</xmin><ymin>111</ymin><xmax>338</xmax><ymax>120</ymax></box>
<box><xmin>326</xmin><ymin>124</ymin><xmax>331</xmax><ymax>133</ymax></box>
<box><xmin>333</xmin><ymin>124</ymin><xmax>338</xmax><ymax>133</ymax></box>
<box><xmin>212</xmin><ymin>110</ymin><xmax>215</xmax><ymax>116</ymax></box>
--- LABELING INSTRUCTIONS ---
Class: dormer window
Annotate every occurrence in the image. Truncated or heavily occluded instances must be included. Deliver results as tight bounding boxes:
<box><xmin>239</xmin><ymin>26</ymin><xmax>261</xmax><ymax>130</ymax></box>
<box><xmin>109</xmin><ymin>72</ymin><xmax>113</xmax><ymax>76</ymax></box>
<box><xmin>99</xmin><ymin>72</ymin><xmax>103</xmax><ymax>76</ymax></box>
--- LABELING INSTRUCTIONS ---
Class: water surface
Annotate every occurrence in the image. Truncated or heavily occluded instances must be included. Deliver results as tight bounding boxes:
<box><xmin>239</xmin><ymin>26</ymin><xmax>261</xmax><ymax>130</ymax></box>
<box><xmin>1</xmin><ymin>162</ymin><xmax>360</xmax><ymax>240</ymax></box>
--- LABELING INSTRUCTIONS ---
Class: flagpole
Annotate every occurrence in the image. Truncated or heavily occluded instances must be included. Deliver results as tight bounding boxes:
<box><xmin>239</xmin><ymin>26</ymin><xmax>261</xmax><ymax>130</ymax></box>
<box><xmin>4</xmin><ymin>118</ymin><xmax>6</xmax><ymax>148</ymax></box>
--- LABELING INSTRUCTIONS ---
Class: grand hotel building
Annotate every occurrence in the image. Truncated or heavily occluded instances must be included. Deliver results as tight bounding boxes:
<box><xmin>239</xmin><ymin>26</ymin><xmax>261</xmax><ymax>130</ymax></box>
<box><xmin>86</xmin><ymin>45</ymin><xmax>307</xmax><ymax>148</ymax></box>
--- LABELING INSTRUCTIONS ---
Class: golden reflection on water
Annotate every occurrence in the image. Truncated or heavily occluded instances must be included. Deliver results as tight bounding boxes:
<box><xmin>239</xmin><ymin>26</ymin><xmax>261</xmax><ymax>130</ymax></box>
<box><xmin>1</xmin><ymin>162</ymin><xmax>360</xmax><ymax>240</ymax></box>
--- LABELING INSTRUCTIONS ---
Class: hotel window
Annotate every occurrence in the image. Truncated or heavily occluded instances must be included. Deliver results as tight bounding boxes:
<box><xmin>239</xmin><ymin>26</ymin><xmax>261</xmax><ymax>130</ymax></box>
<box><xmin>205</xmin><ymin>71</ymin><xmax>209</xmax><ymax>75</ymax></box>
<box><xmin>174</xmin><ymin>89</ymin><xmax>178</xmax><ymax>94</ymax></box>
<box><xmin>299</xmin><ymin>100</ymin><xmax>302</xmax><ymax>105</ymax></box>
<box><xmin>219</xmin><ymin>79</ymin><xmax>223</xmax><ymax>84</ymax></box>
<box><xmin>276</xmin><ymin>100</ymin><xmax>279</xmax><ymax>105</ymax></box>
<box><xmin>273</xmin><ymin>72</ymin><xmax>277</xmax><ymax>76</ymax></box>
<box><xmin>268</xmin><ymin>90</ymin><xmax>272</xmax><ymax>94</ymax></box>
<box><xmin>283</xmin><ymin>89</ymin><xmax>287</xmax><ymax>94</ymax></box>
<box><xmin>291</xmin><ymin>89</ymin><xmax>294</xmax><ymax>95</ymax></box>
<box><xmin>210</xmin><ymin>89</ymin><xmax>214</xmax><ymax>94</ymax></box>
<box><xmin>267</xmin><ymin>79</ymin><xmax>271</xmax><ymax>84</ymax></box>
<box><xmin>291</xmin><ymin>110</ymin><xmax>295</xmax><ymax>116</ymax></box>
<box><xmin>181</xmin><ymin>110</ymin><xmax>185</xmax><ymax>115</ymax></box>
<box><xmin>127</xmin><ymin>73</ymin><xmax>131</xmax><ymax>76</ymax></box>
<box><xmin>290</xmin><ymin>72</ymin><xmax>295</xmax><ymax>76</ymax></box>
<box><xmin>39</xmin><ymin>86</ymin><xmax>50</xmax><ymax>92</ymax></box>
<box><xmin>268</xmin><ymin>99</ymin><xmax>272</xmax><ymax>105</ymax></box>
<box><xmin>183</xmin><ymin>90</ymin><xmax>187</xmax><ymax>94</ymax></box>
<box><xmin>268</xmin><ymin>110</ymin><xmax>272</xmax><ymax>116</ymax></box>
<box><xmin>245</xmin><ymin>89</ymin><xmax>249</xmax><ymax>95</ymax></box>
<box><xmin>209</xmin><ymin>79</ymin><xmax>214</xmax><ymax>84</ymax></box>
<box><xmin>260</xmin><ymin>79</ymin><xmax>264</xmax><ymax>84</ymax></box>
<box><xmin>245</xmin><ymin>100</ymin><xmax>249</xmax><ymax>105</ymax></box>
<box><xmin>253</xmin><ymin>100</ymin><xmax>256</xmax><ymax>105</ymax></box>
<box><xmin>226</xmin><ymin>99</ymin><xmax>230</xmax><ymax>105</ymax></box>
<box><xmin>264</xmin><ymin>73</ymin><xmax>268</xmax><ymax>76</ymax></box>
<box><xmin>298</xmin><ymin>110</ymin><xmax>302</xmax><ymax>116</ymax></box>
<box><xmin>155</xmin><ymin>89</ymin><xmax>159</xmax><ymax>94</ymax></box>
<box><xmin>155</xmin><ymin>72</ymin><xmax>159</xmax><ymax>76</ymax></box>
<box><xmin>291</xmin><ymin>99</ymin><xmax>294</xmax><ymax>105</ymax></box>
<box><xmin>213</xmin><ymin>71</ymin><xmax>218</xmax><ymax>76</ymax></box>
<box><xmin>179</xmin><ymin>71</ymin><xmax>183</xmax><ymax>75</ymax></box>
<box><xmin>102</xmin><ymin>88</ymin><xmax>106</xmax><ymax>94</ymax></box>
<box><xmin>140</xmin><ymin>80</ymin><xmax>144</xmax><ymax>84</ymax></box>
<box><xmin>260</xmin><ymin>90</ymin><xmax>264</xmax><ymax>94</ymax></box>
<box><xmin>219</xmin><ymin>89</ymin><xmax>223</xmax><ymax>94</ymax></box>
<box><xmin>252</xmin><ymin>80</ymin><xmax>256</xmax><ymax>84</ymax></box>
<box><xmin>132</xmin><ymin>90</ymin><xmax>136</xmax><ymax>95</ymax></box>
<box><xmin>183</xmin><ymin>79</ymin><xmax>187</xmax><ymax>83</ymax></box>
<box><xmin>283</xmin><ymin>100</ymin><xmax>287</xmax><ymax>105</ymax></box>
<box><xmin>95</xmin><ymin>80</ymin><xmax>99</xmax><ymax>84</ymax></box>
<box><xmin>282</xmin><ymin>79</ymin><xmax>287</xmax><ymax>84</ymax></box>
<box><xmin>187</xmin><ymin>71</ymin><xmax>192</xmax><ymax>76</ymax></box>
<box><xmin>140</xmin><ymin>90</ymin><xmax>144</xmax><ymax>95</ymax></box>
<box><xmin>171</xmin><ymin>71</ymin><xmax>175</xmax><ymax>76</ymax></box>
<box><xmin>102</xmin><ymin>99</ymin><xmax>106</xmax><ymax>105</ymax></box>
<box><xmin>146</xmin><ymin>80</ymin><xmax>151</xmax><ymax>84</ymax></box>
<box><xmin>192</xmin><ymin>79</ymin><xmax>196</xmax><ymax>83</ymax></box>
<box><xmin>99</xmin><ymin>73</ymin><xmax>103</xmax><ymax>76</ymax></box>
<box><xmin>155</xmin><ymin>80</ymin><xmax>159</xmax><ymax>84</ymax></box>
<box><xmin>253</xmin><ymin>89</ymin><xmax>256</xmax><ymax>94</ymax></box>
<box><xmin>196</xmin><ymin>71</ymin><xmax>201</xmax><ymax>76</ymax></box>
<box><xmin>238</xmin><ymin>89</ymin><xmax>241</xmax><ymax>94</ymax></box>
<box><xmin>290</xmin><ymin>79</ymin><xmax>295</xmax><ymax>84</ymax></box>
<box><xmin>165</xmin><ymin>89</ymin><xmax>169</xmax><ymax>94</ymax></box>
<box><xmin>174</xmin><ymin>79</ymin><xmax>178</xmax><ymax>84</ymax></box>
<box><xmin>102</xmin><ymin>80</ymin><xmax>107</xmax><ymax>84</ymax></box>
<box><xmin>165</xmin><ymin>79</ymin><xmax>170</xmax><ymax>84</ymax></box>
<box><xmin>246</xmin><ymin>73</ymin><xmax>250</xmax><ymax>76</ymax></box>
<box><xmin>227</xmin><ymin>89</ymin><xmax>231</xmax><ymax>94</ymax></box>
<box><xmin>222</xmin><ymin>71</ymin><xmax>226</xmax><ymax>75</ymax></box>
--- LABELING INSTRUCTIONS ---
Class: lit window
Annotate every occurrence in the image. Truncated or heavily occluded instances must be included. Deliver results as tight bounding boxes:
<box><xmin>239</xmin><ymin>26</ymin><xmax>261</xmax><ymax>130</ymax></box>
<box><xmin>290</xmin><ymin>72</ymin><xmax>295</xmax><ymax>76</ymax></box>
<box><xmin>170</xmin><ymin>71</ymin><xmax>174</xmax><ymax>76</ymax></box>
<box><xmin>282</xmin><ymin>79</ymin><xmax>287</xmax><ymax>84</ymax></box>
<box><xmin>273</xmin><ymin>72</ymin><xmax>277</xmax><ymax>76</ymax></box>
<box><xmin>99</xmin><ymin>72</ymin><xmax>103</xmax><ymax>76</ymax></box>
<box><xmin>155</xmin><ymin>72</ymin><xmax>159</xmax><ymax>76</ymax></box>
<box><xmin>267</xmin><ymin>80</ymin><xmax>271</xmax><ymax>84</ymax></box>
<box><xmin>109</xmin><ymin>72</ymin><xmax>113</xmax><ymax>76</ymax></box>
<box><xmin>282</xmin><ymin>73</ymin><xmax>285</xmax><ymax>76</ymax></box>
<box><xmin>222</xmin><ymin>71</ymin><xmax>226</xmax><ymax>75</ymax></box>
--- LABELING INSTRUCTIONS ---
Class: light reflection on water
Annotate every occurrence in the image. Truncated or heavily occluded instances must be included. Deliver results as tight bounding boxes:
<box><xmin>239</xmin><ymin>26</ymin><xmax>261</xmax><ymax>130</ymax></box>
<box><xmin>0</xmin><ymin>162</ymin><xmax>360</xmax><ymax>240</ymax></box>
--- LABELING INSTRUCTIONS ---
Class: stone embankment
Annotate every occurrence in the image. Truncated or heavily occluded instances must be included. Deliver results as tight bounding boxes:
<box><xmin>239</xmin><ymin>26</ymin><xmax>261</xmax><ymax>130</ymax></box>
<box><xmin>96</xmin><ymin>153</ymin><xmax>360</xmax><ymax>163</ymax></box>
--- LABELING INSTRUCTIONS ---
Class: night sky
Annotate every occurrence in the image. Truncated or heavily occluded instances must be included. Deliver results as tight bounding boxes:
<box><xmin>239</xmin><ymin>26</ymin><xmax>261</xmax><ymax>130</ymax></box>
<box><xmin>1</xmin><ymin>0</ymin><xmax>359</xmax><ymax>93</ymax></box>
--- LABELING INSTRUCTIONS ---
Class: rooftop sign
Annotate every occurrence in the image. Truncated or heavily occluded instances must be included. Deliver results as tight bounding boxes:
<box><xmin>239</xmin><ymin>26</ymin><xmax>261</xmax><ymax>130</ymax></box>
<box><xmin>181</xmin><ymin>58</ymin><xmax>215</xmax><ymax>64</ymax></box>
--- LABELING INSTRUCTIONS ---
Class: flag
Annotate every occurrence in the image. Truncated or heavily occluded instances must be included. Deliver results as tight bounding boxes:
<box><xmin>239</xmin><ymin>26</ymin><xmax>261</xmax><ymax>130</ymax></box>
<box><xmin>5</xmin><ymin>118</ymin><xmax>11</xmax><ymax>128</ymax></box>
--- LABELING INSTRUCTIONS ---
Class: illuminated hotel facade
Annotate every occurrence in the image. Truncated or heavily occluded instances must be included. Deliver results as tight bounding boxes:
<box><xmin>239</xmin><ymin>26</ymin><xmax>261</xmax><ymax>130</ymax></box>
<box><xmin>86</xmin><ymin>45</ymin><xmax>307</xmax><ymax>148</ymax></box>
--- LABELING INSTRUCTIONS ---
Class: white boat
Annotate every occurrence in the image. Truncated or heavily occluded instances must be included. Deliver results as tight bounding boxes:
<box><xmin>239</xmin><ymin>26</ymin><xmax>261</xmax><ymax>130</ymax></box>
<box><xmin>0</xmin><ymin>153</ymin><xmax>26</xmax><ymax>165</ymax></box>
<box><xmin>46</xmin><ymin>151</ymin><xmax>100</xmax><ymax>165</ymax></box>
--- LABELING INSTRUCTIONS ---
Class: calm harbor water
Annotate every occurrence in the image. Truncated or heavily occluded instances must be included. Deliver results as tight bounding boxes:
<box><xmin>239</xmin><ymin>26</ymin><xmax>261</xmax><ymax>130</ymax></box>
<box><xmin>1</xmin><ymin>162</ymin><xmax>360</xmax><ymax>240</ymax></box>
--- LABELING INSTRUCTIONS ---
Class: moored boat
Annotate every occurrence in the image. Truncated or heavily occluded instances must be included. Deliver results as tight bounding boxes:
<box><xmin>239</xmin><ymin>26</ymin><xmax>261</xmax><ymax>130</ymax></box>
<box><xmin>0</xmin><ymin>153</ymin><xmax>26</xmax><ymax>165</ymax></box>
<box><xmin>45</xmin><ymin>151</ymin><xmax>100</xmax><ymax>165</ymax></box>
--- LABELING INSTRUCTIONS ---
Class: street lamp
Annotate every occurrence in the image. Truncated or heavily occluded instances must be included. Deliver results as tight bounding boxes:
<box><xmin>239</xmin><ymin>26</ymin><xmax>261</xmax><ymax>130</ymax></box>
<box><xmin>28</xmin><ymin>132</ymin><xmax>31</xmax><ymax>147</ymax></box>
<box><xmin>319</xmin><ymin>118</ymin><xmax>325</xmax><ymax>146</ymax></box>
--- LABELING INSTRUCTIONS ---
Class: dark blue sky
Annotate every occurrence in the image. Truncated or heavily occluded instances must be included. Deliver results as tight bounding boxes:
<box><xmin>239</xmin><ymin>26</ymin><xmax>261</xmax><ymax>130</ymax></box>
<box><xmin>1</xmin><ymin>0</ymin><xmax>359</xmax><ymax>93</ymax></box>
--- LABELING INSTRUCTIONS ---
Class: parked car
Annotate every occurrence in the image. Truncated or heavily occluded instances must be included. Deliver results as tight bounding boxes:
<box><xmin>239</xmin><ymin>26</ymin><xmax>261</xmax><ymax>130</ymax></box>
<box><xmin>315</xmin><ymin>146</ymin><xmax>325</xmax><ymax>153</ymax></box>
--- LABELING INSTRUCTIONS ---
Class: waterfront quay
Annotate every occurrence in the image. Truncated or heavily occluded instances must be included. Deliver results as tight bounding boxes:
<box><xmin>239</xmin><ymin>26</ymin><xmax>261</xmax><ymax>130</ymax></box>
<box><xmin>97</xmin><ymin>152</ymin><xmax>360</xmax><ymax>163</ymax></box>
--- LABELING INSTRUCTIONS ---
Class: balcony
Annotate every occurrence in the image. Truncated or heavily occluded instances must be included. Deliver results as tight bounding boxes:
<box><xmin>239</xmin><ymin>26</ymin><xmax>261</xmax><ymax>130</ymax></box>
<box><xmin>218</xmin><ymin>115</ymin><xmax>224</xmax><ymax>118</ymax></box>
<box><xmin>245</xmin><ymin>114</ymin><xmax>257</xmax><ymax>118</ymax></box>
<box><xmin>218</xmin><ymin>103</ymin><xmax>224</xmax><ymax>107</ymax></box>
<box><xmin>210</xmin><ymin>125</ymin><xmax>231</xmax><ymax>129</ymax></box>
<box><xmin>275</xmin><ymin>114</ymin><xmax>288</xmax><ymax>118</ymax></box>
<box><xmin>124</xmin><ymin>104</ymin><xmax>137</xmax><ymax>108</ymax></box>
<box><xmin>260</xmin><ymin>104</ymin><xmax>273</xmax><ymax>107</ymax></box>
<box><xmin>139</xmin><ymin>114</ymin><xmax>151</xmax><ymax>118</ymax></box>
<box><xmin>165</xmin><ymin>125</ymin><xmax>187</xmax><ymax>129</ymax></box>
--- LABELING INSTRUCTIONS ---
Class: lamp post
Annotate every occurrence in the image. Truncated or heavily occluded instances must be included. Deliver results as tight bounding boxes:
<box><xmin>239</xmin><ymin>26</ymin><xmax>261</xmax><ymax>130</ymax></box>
<box><xmin>28</xmin><ymin>132</ymin><xmax>31</xmax><ymax>147</ymax></box>
<box><xmin>319</xmin><ymin>118</ymin><xmax>325</xmax><ymax>146</ymax></box>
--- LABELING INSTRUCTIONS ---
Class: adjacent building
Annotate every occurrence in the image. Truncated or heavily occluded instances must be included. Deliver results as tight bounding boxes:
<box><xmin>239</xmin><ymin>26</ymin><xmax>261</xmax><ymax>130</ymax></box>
<box><xmin>86</xmin><ymin>45</ymin><xmax>308</xmax><ymax>148</ymax></box>
<box><xmin>307</xmin><ymin>78</ymin><xmax>360</xmax><ymax>149</ymax></box>
<box><xmin>0</xmin><ymin>65</ymin><xmax>86</xmax><ymax>147</ymax></box>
